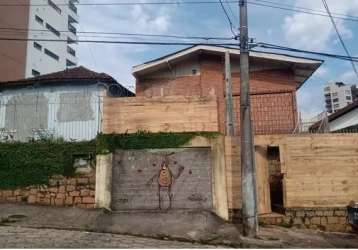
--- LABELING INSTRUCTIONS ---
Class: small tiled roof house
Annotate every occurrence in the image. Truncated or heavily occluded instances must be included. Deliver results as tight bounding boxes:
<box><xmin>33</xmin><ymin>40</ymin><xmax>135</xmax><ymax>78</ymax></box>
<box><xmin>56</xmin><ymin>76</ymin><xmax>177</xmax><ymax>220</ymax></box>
<box><xmin>0</xmin><ymin>66</ymin><xmax>134</xmax><ymax>141</ymax></box>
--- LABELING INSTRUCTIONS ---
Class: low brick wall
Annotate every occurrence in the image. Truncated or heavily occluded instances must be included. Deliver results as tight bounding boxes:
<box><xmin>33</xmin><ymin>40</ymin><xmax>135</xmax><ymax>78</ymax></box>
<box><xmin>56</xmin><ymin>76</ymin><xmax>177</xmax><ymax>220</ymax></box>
<box><xmin>285</xmin><ymin>208</ymin><xmax>350</xmax><ymax>232</ymax></box>
<box><xmin>0</xmin><ymin>173</ymin><xmax>95</xmax><ymax>208</ymax></box>
<box><xmin>229</xmin><ymin>208</ymin><xmax>351</xmax><ymax>232</ymax></box>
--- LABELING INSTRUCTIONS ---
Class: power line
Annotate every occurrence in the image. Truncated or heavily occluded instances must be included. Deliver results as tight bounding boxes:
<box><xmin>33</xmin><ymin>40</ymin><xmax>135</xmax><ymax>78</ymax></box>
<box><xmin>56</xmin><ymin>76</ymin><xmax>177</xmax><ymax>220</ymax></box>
<box><xmin>1</xmin><ymin>35</ymin><xmax>358</xmax><ymax>63</ymax></box>
<box><xmin>321</xmin><ymin>0</ymin><xmax>358</xmax><ymax>79</ymax></box>
<box><xmin>0</xmin><ymin>1</ymin><xmax>240</xmax><ymax>6</ymax></box>
<box><xmin>255</xmin><ymin>42</ymin><xmax>358</xmax><ymax>62</ymax></box>
<box><xmin>0</xmin><ymin>37</ymin><xmax>240</xmax><ymax>46</ymax></box>
<box><xmin>247</xmin><ymin>0</ymin><xmax>358</xmax><ymax>23</ymax></box>
<box><xmin>219</xmin><ymin>0</ymin><xmax>238</xmax><ymax>38</ymax></box>
<box><xmin>0</xmin><ymin>27</ymin><xmax>235</xmax><ymax>41</ymax></box>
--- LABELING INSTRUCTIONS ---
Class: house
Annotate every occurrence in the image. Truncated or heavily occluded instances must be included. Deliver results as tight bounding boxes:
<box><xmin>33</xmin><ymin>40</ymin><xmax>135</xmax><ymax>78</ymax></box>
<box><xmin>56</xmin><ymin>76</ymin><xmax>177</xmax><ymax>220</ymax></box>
<box><xmin>0</xmin><ymin>66</ymin><xmax>134</xmax><ymax>142</ymax></box>
<box><xmin>132</xmin><ymin>45</ymin><xmax>322</xmax><ymax>135</ymax></box>
<box><xmin>310</xmin><ymin>100</ymin><xmax>358</xmax><ymax>132</ymax></box>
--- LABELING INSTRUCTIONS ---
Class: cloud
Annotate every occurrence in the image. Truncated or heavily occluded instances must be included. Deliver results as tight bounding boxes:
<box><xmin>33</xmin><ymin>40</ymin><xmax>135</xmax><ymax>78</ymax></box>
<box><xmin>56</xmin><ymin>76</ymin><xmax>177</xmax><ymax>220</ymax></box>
<box><xmin>76</xmin><ymin>1</ymin><xmax>174</xmax><ymax>87</ymax></box>
<box><xmin>282</xmin><ymin>0</ymin><xmax>358</xmax><ymax>50</ymax></box>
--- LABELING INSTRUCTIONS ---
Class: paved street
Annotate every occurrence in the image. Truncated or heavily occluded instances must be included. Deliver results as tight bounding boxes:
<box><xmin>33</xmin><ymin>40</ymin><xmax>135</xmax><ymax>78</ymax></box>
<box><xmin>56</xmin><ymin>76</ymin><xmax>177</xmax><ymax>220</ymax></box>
<box><xmin>0</xmin><ymin>226</ymin><xmax>226</xmax><ymax>248</ymax></box>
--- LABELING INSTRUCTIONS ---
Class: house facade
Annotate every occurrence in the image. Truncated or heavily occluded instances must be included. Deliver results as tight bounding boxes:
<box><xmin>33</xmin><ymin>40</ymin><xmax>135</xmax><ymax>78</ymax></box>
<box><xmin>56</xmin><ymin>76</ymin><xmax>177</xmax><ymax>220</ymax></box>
<box><xmin>133</xmin><ymin>45</ymin><xmax>322</xmax><ymax>135</ymax></box>
<box><xmin>0</xmin><ymin>66</ymin><xmax>134</xmax><ymax>142</ymax></box>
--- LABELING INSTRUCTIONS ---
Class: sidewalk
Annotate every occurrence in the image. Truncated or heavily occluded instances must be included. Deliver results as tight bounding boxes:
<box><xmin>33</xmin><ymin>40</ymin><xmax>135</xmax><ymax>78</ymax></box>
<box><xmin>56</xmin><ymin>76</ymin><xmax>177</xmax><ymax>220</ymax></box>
<box><xmin>0</xmin><ymin>203</ymin><xmax>357</xmax><ymax>248</ymax></box>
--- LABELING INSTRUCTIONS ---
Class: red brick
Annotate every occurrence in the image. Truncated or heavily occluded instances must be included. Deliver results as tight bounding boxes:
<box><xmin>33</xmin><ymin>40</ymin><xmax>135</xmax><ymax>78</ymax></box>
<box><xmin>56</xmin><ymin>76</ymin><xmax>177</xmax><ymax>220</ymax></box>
<box><xmin>82</xmin><ymin>196</ymin><xmax>95</xmax><ymax>204</ymax></box>
<box><xmin>58</xmin><ymin>186</ymin><xmax>66</xmax><ymax>193</ymax></box>
<box><xmin>3</xmin><ymin>190</ymin><xmax>13</xmax><ymax>197</ymax></box>
<box><xmin>69</xmin><ymin>191</ymin><xmax>80</xmax><ymax>197</ymax></box>
<box><xmin>54</xmin><ymin>198</ymin><xmax>64</xmax><ymax>206</ymax></box>
<box><xmin>56</xmin><ymin>193</ymin><xmax>65</xmax><ymax>199</ymax></box>
<box><xmin>28</xmin><ymin>195</ymin><xmax>36</xmax><ymax>204</ymax></box>
<box><xmin>65</xmin><ymin>196</ymin><xmax>73</xmax><ymax>205</ymax></box>
<box><xmin>73</xmin><ymin>197</ymin><xmax>82</xmax><ymax>204</ymax></box>
<box><xmin>136</xmin><ymin>54</ymin><xmax>298</xmax><ymax>135</ymax></box>
<box><xmin>66</xmin><ymin>185</ymin><xmax>76</xmax><ymax>192</ymax></box>
<box><xmin>77</xmin><ymin>178</ymin><xmax>89</xmax><ymax>185</ymax></box>
<box><xmin>80</xmin><ymin>189</ymin><xmax>90</xmax><ymax>196</ymax></box>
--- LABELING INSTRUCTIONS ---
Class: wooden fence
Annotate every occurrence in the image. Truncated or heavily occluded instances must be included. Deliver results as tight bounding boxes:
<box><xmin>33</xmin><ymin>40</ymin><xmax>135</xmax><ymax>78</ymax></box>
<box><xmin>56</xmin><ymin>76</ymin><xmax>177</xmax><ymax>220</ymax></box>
<box><xmin>102</xmin><ymin>96</ymin><xmax>219</xmax><ymax>134</ymax></box>
<box><xmin>226</xmin><ymin>134</ymin><xmax>358</xmax><ymax>213</ymax></box>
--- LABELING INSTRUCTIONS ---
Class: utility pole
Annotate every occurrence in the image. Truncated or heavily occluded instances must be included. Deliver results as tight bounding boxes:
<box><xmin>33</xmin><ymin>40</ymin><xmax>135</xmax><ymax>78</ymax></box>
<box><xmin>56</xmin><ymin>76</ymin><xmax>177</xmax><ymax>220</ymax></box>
<box><xmin>239</xmin><ymin>0</ymin><xmax>258</xmax><ymax>237</ymax></box>
<box><xmin>225</xmin><ymin>51</ymin><xmax>236</xmax><ymax>136</ymax></box>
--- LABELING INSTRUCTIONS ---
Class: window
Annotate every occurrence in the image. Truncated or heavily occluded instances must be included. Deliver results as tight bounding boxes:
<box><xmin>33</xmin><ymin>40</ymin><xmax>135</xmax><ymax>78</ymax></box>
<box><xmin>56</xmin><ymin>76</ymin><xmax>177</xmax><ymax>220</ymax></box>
<box><xmin>66</xmin><ymin>59</ymin><xmax>76</xmax><ymax>67</ymax></box>
<box><xmin>333</xmin><ymin>98</ymin><xmax>339</xmax><ymax>103</ymax></box>
<box><xmin>44</xmin><ymin>48</ymin><xmax>59</xmax><ymax>61</ymax></box>
<box><xmin>46</xmin><ymin>23</ymin><xmax>60</xmax><ymax>37</ymax></box>
<box><xmin>69</xmin><ymin>1</ymin><xmax>77</xmax><ymax>14</ymax></box>
<box><xmin>324</xmin><ymin>87</ymin><xmax>331</xmax><ymax>92</ymax></box>
<box><xmin>48</xmin><ymin>0</ymin><xmax>61</xmax><ymax>14</ymax></box>
<box><xmin>334</xmin><ymin>104</ymin><xmax>340</xmax><ymax>109</ymax></box>
<box><xmin>345</xmin><ymin>90</ymin><xmax>351</xmax><ymax>95</ymax></box>
<box><xmin>332</xmin><ymin>92</ymin><xmax>338</xmax><ymax>97</ymax></box>
<box><xmin>68</xmin><ymin>22</ymin><xmax>77</xmax><ymax>35</ymax></box>
<box><xmin>33</xmin><ymin>42</ymin><xmax>42</xmax><ymax>51</ymax></box>
<box><xmin>35</xmin><ymin>15</ymin><xmax>44</xmax><ymax>25</ymax></box>
<box><xmin>32</xmin><ymin>69</ymin><xmax>40</xmax><ymax>77</ymax></box>
<box><xmin>67</xmin><ymin>46</ymin><xmax>76</xmax><ymax>57</ymax></box>
<box><xmin>346</xmin><ymin>96</ymin><xmax>352</xmax><ymax>100</ymax></box>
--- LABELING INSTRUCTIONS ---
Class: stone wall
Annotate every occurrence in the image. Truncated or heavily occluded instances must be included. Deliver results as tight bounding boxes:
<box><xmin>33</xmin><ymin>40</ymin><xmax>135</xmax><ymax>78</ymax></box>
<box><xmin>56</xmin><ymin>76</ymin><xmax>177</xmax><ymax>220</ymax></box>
<box><xmin>0</xmin><ymin>173</ymin><xmax>95</xmax><ymax>208</ymax></box>
<box><xmin>285</xmin><ymin>208</ymin><xmax>350</xmax><ymax>232</ymax></box>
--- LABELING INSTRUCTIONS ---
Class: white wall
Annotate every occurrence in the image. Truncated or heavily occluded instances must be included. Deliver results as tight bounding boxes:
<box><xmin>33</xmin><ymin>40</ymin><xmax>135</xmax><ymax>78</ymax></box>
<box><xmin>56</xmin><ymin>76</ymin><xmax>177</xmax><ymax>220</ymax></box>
<box><xmin>25</xmin><ymin>0</ymin><xmax>79</xmax><ymax>78</ymax></box>
<box><xmin>329</xmin><ymin>108</ymin><xmax>358</xmax><ymax>131</ymax></box>
<box><xmin>0</xmin><ymin>83</ymin><xmax>103</xmax><ymax>141</ymax></box>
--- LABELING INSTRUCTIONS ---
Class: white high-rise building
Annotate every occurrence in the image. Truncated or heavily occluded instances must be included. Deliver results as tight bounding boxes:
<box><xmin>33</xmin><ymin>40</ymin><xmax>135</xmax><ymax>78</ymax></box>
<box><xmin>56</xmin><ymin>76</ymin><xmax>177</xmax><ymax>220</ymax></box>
<box><xmin>324</xmin><ymin>82</ymin><xmax>354</xmax><ymax>113</ymax></box>
<box><xmin>0</xmin><ymin>0</ymin><xmax>79</xmax><ymax>82</ymax></box>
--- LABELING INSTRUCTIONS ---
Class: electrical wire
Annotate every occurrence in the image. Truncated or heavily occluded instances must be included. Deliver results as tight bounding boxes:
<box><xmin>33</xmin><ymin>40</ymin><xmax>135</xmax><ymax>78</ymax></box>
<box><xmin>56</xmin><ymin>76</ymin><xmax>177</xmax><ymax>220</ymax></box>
<box><xmin>0</xmin><ymin>27</ymin><xmax>236</xmax><ymax>41</ymax></box>
<box><xmin>219</xmin><ymin>0</ymin><xmax>238</xmax><ymax>38</ymax></box>
<box><xmin>0</xmin><ymin>37</ymin><xmax>240</xmax><ymax>46</ymax></box>
<box><xmin>321</xmin><ymin>0</ymin><xmax>358</xmax><ymax>79</ymax></box>
<box><xmin>256</xmin><ymin>42</ymin><xmax>358</xmax><ymax>62</ymax></box>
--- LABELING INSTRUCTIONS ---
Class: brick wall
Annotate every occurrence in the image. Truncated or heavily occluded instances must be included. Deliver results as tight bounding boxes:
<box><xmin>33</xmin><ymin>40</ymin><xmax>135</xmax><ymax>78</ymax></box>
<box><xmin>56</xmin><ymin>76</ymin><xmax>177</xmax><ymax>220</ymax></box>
<box><xmin>0</xmin><ymin>173</ymin><xmax>95</xmax><ymax>208</ymax></box>
<box><xmin>136</xmin><ymin>54</ymin><xmax>298</xmax><ymax>135</ymax></box>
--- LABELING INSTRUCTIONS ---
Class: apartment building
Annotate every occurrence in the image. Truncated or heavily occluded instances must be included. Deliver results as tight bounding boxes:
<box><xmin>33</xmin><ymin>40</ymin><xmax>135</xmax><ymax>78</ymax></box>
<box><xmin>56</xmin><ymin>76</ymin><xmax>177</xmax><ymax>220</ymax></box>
<box><xmin>324</xmin><ymin>82</ymin><xmax>355</xmax><ymax>113</ymax></box>
<box><xmin>0</xmin><ymin>0</ymin><xmax>79</xmax><ymax>82</ymax></box>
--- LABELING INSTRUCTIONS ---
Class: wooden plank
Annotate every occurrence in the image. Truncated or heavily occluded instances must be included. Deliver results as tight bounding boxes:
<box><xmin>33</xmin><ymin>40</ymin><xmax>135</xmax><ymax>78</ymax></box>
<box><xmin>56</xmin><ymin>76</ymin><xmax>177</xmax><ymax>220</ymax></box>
<box><xmin>255</xmin><ymin>145</ymin><xmax>271</xmax><ymax>214</ymax></box>
<box><xmin>102</xmin><ymin>95</ymin><xmax>219</xmax><ymax>134</ymax></box>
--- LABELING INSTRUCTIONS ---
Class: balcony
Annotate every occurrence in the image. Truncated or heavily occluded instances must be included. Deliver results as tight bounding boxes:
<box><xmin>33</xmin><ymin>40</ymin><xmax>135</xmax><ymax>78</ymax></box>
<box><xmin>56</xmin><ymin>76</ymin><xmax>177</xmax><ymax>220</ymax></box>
<box><xmin>67</xmin><ymin>45</ymin><xmax>76</xmax><ymax>57</ymax></box>
<box><xmin>68</xmin><ymin>23</ymin><xmax>77</xmax><ymax>36</ymax></box>
<box><xmin>69</xmin><ymin>1</ymin><xmax>77</xmax><ymax>14</ymax></box>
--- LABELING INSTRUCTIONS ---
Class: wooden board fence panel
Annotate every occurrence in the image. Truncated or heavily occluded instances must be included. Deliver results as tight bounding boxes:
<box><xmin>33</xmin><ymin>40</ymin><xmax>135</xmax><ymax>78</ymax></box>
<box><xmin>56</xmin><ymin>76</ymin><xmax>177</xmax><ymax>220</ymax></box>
<box><xmin>283</xmin><ymin>134</ymin><xmax>358</xmax><ymax>208</ymax></box>
<box><xmin>102</xmin><ymin>96</ymin><xmax>219</xmax><ymax>134</ymax></box>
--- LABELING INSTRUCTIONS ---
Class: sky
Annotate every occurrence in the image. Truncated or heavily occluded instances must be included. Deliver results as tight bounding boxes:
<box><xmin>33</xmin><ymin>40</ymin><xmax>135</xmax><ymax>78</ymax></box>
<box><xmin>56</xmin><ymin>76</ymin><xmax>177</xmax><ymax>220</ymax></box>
<box><xmin>76</xmin><ymin>0</ymin><xmax>358</xmax><ymax>119</ymax></box>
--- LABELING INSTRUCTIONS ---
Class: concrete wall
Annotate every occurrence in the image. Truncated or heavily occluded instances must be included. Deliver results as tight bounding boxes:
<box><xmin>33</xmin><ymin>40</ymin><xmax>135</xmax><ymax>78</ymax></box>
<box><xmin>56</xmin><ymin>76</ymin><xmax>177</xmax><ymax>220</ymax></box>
<box><xmin>111</xmin><ymin>148</ymin><xmax>213</xmax><ymax>210</ymax></box>
<box><xmin>0</xmin><ymin>83</ymin><xmax>103</xmax><ymax>141</ymax></box>
<box><xmin>136</xmin><ymin>54</ymin><xmax>298</xmax><ymax>135</ymax></box>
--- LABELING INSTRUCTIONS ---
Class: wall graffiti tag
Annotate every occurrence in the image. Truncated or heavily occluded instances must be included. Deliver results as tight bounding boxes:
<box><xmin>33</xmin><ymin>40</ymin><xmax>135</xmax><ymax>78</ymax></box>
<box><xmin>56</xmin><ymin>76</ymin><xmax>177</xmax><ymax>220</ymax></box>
<box><xmin>112</xmin><ymin>149</ymin><xmax>213</xmax><ymax>211</ymax></box>
<box><xmin>147</xmin><ymin>156</ymin><xmax>185</xmax><ymax>210</ymax></box>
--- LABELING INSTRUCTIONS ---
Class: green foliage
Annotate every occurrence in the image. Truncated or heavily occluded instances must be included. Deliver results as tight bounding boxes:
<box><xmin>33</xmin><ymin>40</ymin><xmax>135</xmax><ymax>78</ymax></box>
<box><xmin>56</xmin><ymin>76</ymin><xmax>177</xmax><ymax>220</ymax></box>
<box><xmin>0</xmin><ymin>131</ymin><xmax>219</xmax><ymax>189</ymax></box>
<box><xmin>96</xmin><ymin>131</ymin><xmax>220</xmax><ymax>154</ymax></box>
<box><xmin>0</xmin><ymin>140</ymin><xmax>96</xmax><ymax>189</ymax></box>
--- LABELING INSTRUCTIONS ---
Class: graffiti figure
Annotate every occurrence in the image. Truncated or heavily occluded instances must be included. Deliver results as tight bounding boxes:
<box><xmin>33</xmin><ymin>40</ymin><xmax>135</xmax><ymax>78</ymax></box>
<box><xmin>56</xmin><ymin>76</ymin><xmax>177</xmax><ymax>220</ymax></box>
<box><xmin>147</xmin><ymin>157</ymin><xmax>184</xmax><ymax>210</ymax></box>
